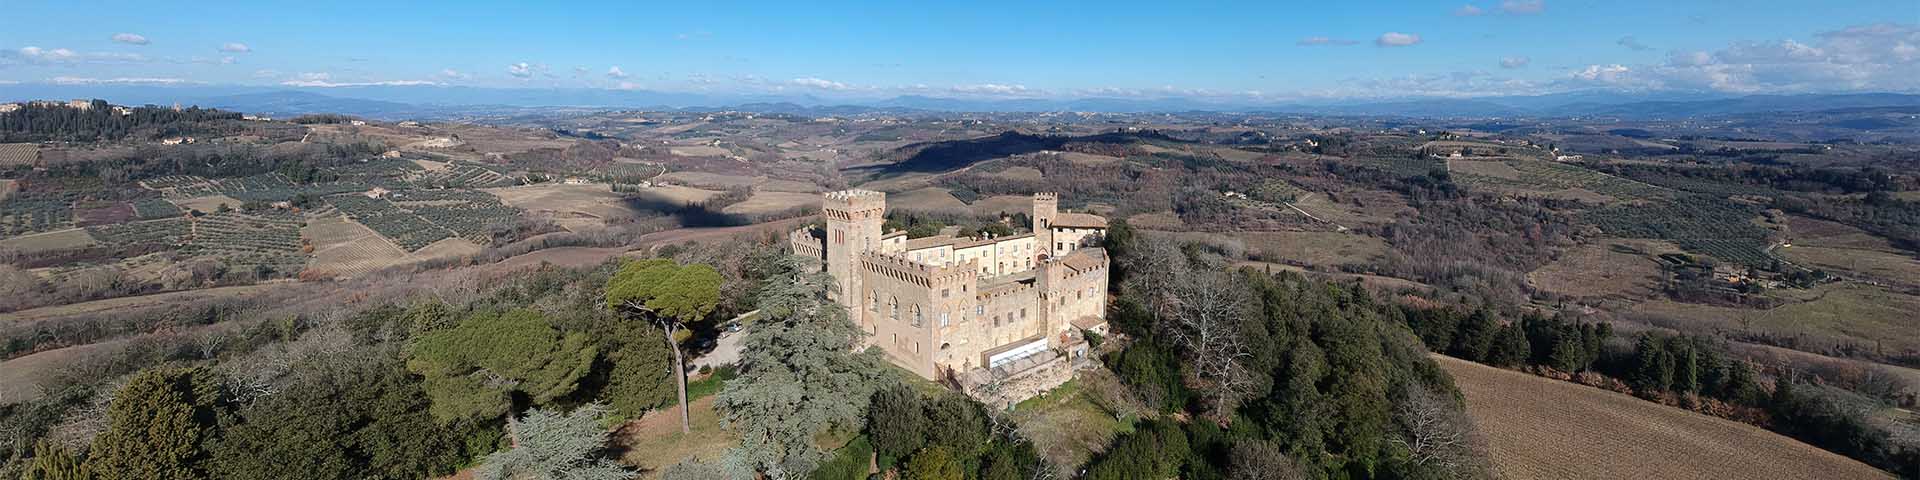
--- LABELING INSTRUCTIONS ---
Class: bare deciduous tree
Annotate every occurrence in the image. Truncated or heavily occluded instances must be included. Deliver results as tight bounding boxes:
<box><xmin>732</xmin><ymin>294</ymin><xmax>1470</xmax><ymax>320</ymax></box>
<box><xmin>1163</xmin><ymin>270</ymin><xmax>1255</xmax><ymax>421</ymax></box>
<box><xmin>1393</xmin><ymin>386</ymin><xmax>1486</xmax><ymax>478</ymax></box>
<box><xmin>1229</xmin><ymin>439</ymin><xmax>1307</xmax><ymax>480</ymax></box>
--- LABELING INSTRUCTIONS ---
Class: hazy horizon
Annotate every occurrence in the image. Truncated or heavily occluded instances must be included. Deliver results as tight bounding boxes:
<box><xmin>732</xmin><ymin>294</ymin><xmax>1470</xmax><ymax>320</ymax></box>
<box><xmin>3</xmin><ymin>0</ymin><xmax>1917</xmax><ymax>103</ymax></box>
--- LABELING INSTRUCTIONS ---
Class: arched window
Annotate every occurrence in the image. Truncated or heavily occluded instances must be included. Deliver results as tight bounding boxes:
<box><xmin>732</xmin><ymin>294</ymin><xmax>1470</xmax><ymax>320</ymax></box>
<box><xmin>889</xmin><ymin>296</ymin><xmax>899</xmax><ymax>320</ymax></box>
<box><xmin>912</xmin><ymin>305</ymin><xmax>923</xmax><ymax>327</ymax></box>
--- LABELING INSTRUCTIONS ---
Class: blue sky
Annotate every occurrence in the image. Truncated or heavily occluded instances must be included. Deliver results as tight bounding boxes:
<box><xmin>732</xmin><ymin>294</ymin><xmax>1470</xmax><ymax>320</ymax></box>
<box><xmin>2</xmin><ymin>0</ymin><xmax>1917</xmax><ymax>100</ymax></box>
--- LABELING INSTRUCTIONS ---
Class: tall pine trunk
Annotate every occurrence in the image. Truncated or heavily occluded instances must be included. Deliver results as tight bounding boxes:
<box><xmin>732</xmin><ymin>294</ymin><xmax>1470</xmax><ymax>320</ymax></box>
<box><xmin>664</xmin><ymin>322</ymin><xmax>691</xmax><ymax>434</ymax></box>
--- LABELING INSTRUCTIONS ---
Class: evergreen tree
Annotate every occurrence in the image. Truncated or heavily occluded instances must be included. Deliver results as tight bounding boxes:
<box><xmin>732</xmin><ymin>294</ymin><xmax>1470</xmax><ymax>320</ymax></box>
<box><xmin>476</xmin><ymin>404</ymin><xmax>635</xmax><ymax>480</ymax></box>
<box><xmin>901</xmin><ymin>447</ymin><xmax>963</xmax><ymax>480</ymax></box>
<box><xmin>606</xmin><ymin>259</ymin><xmax>724</xmax><ymax>434</ymax></box>
<box><xmin>88</xmin><ymin>367</ymin><xmax>227</xmax><ymax>480</ymax></box>
<box><xmin>867</xmin><ymin>385</ymin><xmax>930</xmax><ymax>461</ymax></box>
<box><xmin>23</xmin><ymin>442</ymin><xmax>92</xmax><ymax>480</ymax></box>
<box><xmin>716</xmin><ymin>256</ymin><xmax>889</xmax><ymax>479</ymax></box>
<box><xmin>1447</xmin><ymin>310</ymin><xmax>1498</xmax><ymax>362</ymax></box>
<box><xmin>407</xmin><ymin>309</ymin><xmax>598</xmax><ymax>423</ymax></box>
<box><xmin>600</xmin><ymin>326</ymin><xmax>676</xmax><ymax>419</ymax></box>
<box><xmin>1485</xmin><ymin>324</ymin><xmax>1530</xmax><ymax>367</ymax></box>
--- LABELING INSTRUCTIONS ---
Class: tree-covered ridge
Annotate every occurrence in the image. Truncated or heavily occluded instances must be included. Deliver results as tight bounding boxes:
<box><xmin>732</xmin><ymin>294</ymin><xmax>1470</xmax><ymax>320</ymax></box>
<box><xmin>0</xmin><ymin>100</ymin><xmax>242</xmax><ymax>143</ymax></box>
<box><xmin>1087</xmin><ymin>222</ymin><xmax>1487</xmax><ymax>480</ymax></box>
<box><xmin>0</xmin><ymin>238</ymin><xmax>784</xmax><ymax>480</ymax></box>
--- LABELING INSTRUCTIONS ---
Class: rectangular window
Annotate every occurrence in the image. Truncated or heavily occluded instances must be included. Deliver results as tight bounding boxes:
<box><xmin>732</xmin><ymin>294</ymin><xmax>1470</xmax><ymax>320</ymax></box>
<box><xmin>993</xmin><ymin>315</ymin><xmax>1000</xmax><ymax>327</ymax></box>
<box><xmin>1020</xmin><ymin>308</ymin><xmax>1027</xmax><ymax>319</ymax></box>
<box><xmin>976</xmin><ymin>305</ymin><xmax>984</xmax><ymax>317</ymax></box>
<box><xmin>939</xmin><ymin>312</ymin><xmax>950</xmax><ymax>327</ymax></box>
<box><xmin>941</xmin><ymin>288</ymin><xmax>950</xmax><ymax>299</ymax></box>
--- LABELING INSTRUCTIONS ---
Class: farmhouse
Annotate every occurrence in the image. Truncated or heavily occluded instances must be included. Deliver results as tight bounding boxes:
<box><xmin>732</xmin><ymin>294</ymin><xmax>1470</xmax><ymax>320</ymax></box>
<box><xmin>791</xmin><ymin>190</ymin><xmax>1111</xmax><ymax>405</ymax></box>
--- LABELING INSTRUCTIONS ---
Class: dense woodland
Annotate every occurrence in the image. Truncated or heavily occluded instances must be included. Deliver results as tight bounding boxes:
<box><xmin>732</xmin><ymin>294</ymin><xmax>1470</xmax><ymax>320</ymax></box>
<box><xmin>0</xmin><ymin>101</ymin><xmax>242</xmax><ymax>143</ymax></box>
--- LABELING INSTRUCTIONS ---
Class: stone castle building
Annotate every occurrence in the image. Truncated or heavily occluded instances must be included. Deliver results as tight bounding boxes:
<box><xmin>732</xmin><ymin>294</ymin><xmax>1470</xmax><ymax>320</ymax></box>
<box><xmin>790</xmin><ymin>190</ymin><xmax>1111</xmax><ymax>404</ymax></box>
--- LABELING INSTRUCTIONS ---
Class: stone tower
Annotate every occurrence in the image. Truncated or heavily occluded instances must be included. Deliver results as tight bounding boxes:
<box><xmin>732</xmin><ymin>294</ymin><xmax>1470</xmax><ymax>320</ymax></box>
<box><xmin>1032</xmin><ymin>192</ymin><xmax>1057</xmax><ymax>259</ymax></box>
<box><xmin>823</xmin><ymin>190</ymin><xmax>886</xmax><ymax>309</ymax></box>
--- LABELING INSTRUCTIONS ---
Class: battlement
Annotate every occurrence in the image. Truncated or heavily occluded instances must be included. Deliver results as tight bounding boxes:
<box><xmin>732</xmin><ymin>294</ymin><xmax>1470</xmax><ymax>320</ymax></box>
<box><xmin>823</xmin><ymin>189</ymin><xmax>886</xmax><ymax>222</ymax></box>
<box><xmin>824</xmin><ymin>189</ymin><xmax>886</xmax><ymax>209</ymax></box>
<box><xmin>859</xmin><ymin>251</ymin><xmax>977</xmax><ymax>288</ymax></box>
<box><xmin>1033</xmin><ymin>192</ymin><xmax>1058</xmax><ymax>202</ymax></box>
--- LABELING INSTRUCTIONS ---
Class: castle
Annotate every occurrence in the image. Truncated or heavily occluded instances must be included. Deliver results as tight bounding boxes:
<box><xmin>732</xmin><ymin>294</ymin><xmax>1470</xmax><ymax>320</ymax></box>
<box><xmin>790</xmin><ymin>190</ymin><xmax>1111</xmax><ymax>405</ymax></box>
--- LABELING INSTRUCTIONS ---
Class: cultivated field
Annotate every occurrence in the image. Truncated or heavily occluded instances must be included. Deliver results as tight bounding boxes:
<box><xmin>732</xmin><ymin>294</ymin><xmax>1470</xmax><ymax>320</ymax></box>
<box><xmin>969</xmin><ymin>195</ymin><xmax>1036</xmax><ymax>216</ymax></box>
<box><xmin>1630</xmin><ymin>283</ymin><xmax>1920</xmax><ymax>356</ymax></box>
<box><xmin>1528</xmin><ymin>240</ymin><xmax>1668</xmax><ymax>298</ymax></box>
<box><xmin>0</xmin><ymin>227</ymin><xmax>97</xmax><ymax>253</ymax></box>
<box><xmin>722</xmin><ymin>190</ymin><xmax>817</xmax><ymax>215</ymax></box>
<box><xmin>1437</xmin><ymin>355</ymin><xmax>1890</xmax><ymax>480</ymax></box>
<box><xmin>303</xmin><ymin>214</ymin><xmax>411</xmax><ymax>279</ymax></box>
<box><xmin>1778</xmin><ymin>215</ymin><xmax>1920</xmax><ymax>288</ymax></box>
<box><xmin>887</xmin><ymin>187</ymin><xmax>969</xmax><ymax>213</ymax></box>
<box><xmin>486</xmin><ymin>183</ymin><xmax>673</xmax><ymax>231</ymax></box>
<box><xmin>1232</xmin><ymin>230</ymin><xmax>1391</xmax><ymax>266</ymax></box>
<box><xmin>172</xmin><ymin>195</ymin><xmax>244</xmax><ymax>214</ymax></box>
<box><xmin>669</xmin><ymin>145</ymin><xmax>732</xmax><ymax>157</ymax></box>
<box><xmin>1779</xmin><ymin>245</ymin><xmax>1920</xmax><ymax>288</ymax></box>
<box><xmin>1237</xmin><ymin>260</ymin><xmax>1431</xmax><ymax>292</ymax></box>
<box><xmin>0</xmin><ymin>143</ymin><xmax>39</xmax><ymax>166</ymax></box>
<box><xmin>1288</xmin><ymin>190</ymin><xmax>1412</xmax><ymax>228</ymax></box>
<box><xmin>658</xmin><ymin>171</ymin><xmax>761</xmax><ymax>189</ymax></box>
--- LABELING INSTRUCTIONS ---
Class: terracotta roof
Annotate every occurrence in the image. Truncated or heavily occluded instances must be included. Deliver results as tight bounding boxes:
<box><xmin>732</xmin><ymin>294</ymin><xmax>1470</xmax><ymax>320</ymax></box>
<box><xmin>1057</xmin><ymin>248</ymin><xmax>1107</xmax><ymax>273</ymax></box>
<box><xmin>956</xmin><ymin>232</ymin><xmax>1034</xmax><ymax>250</ymax></box>
<box><xmin>903</xmin><ymin>235</ymin><xmax>960</xmax><ymax>251</ymax></box>
<box><xmin>1071</xmin><ymin>316</ymin><xmax>1108</xmax><ymax>330</ymax></box>
<box><xmin>1051</xmin><ymin>212</ymin><xmax>1108</xmax><ymax>229</ymax></box>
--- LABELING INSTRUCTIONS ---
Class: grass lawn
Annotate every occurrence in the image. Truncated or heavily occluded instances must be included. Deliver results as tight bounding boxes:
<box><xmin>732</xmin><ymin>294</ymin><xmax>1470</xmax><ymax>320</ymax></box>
<box><xmin>1010</xmin><ymin>379</ymin><xmax>1134</xmax><ymax>474</ymax></box>
<box><xmin>614</xmin><ymin>396</ymin><xmax>736</xmax><ymax>478</ymax></box>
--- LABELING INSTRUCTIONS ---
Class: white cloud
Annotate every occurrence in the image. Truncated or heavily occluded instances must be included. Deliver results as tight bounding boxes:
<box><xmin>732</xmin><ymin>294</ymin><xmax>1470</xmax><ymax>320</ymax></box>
<box><xmin>790</xmin><ymin>77</ymin><xmax>849</xmax><ymax>90</ymax></box>
<box><xmin>6</xmin><ymin>46</ymin><xmax>145</xmax><ymax>64</ymax></box>
<box><xmin>19</xmin><ymin>47</ymin><xmax>75</xmax><ymax>60</ymax></box>
<box><xmin>1454</xmin><ymin>4</ymin><xmax>1485</xmax><ymax>16</ymax></box>
<box><xmin>949</xmin><ymin>83</ymin><xmax>1031</xmax><ymax>96</ymax></box>
<box><xmin>607</xmin><ymin>66</ymin><xmax>629</xmax><ymax>79</ymax></box>
<box><xmin>1667</xmin><ymin>51</ymin><xmax>1713</xmax><ymax>66</ymax></box>
<box><xmin>1617</xmin><ymin>36</ymin><xmax>1654</xmax><ymax>52</ymax></box>
<box><xmin>281</xmin><ymin>73</ymin><xmax>440</xmax><ymax>87</ymax></box>
<box><xmin>1571</xmin><ymin>64</ymin><xmax>1632</xmax><ymax>82</ymax></box>
<box><xmin>1376</xmin><ymin>32</ymin><xmax>1423</xmax><ymax>47</ymax></box>
<box><xmin>50</xmin><ymin>76</ymin><xmax>196</xmax><ymax>85</ymax></box>
<box><xmin>440</xmin><ymin>69</ymin><xmax>469</xmax><ymax>80</ymax></box>
<box><xmin>251</xmin><ymin>69</ymin><xmax>280</xmax><ymax>79</ymax></box>
<box><xmin>219</xmin><ymin>43</ymin><xmax>251</xmax><ymax>53</ymax></box>
<box><xmin>1500</xmin><ymin>56</ymin><xmax>1531</xmax><ymax>69</ymax></box>
<box><xmin>1562</xmin><ymin>23</ymin><xmax>1920</xmax><ymax>93</ymax></box>
<box><xmin>1297</xmin><ymin>36</ymin><xmax>1359</xmax><ymax>46</ymax></box>
<box><xmin>111</xmin><ymin>33</ymin><xmax>149</xmax><ymax>45</ymax></box>
<box><xmin>617</xmin><ymin>81</ymin><xmax>645</xmax><ymax>90</ymax></box>
<box><xmin>508</xmin><ymin>62</ymin><xmax>534</xmax><ymax>78</ymax></box>
<box><xmin>1499</xmin><ymin>0</ymin><xmax>1544</xmax><ymax>14</ymax></box>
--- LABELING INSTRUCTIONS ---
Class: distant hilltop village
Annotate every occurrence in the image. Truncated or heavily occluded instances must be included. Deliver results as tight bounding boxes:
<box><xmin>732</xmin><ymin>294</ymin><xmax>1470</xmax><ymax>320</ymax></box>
<box><xmin>790</xmin><ymin>190</ymin><xmax>1111</xmax><ymax>405</ymax></box>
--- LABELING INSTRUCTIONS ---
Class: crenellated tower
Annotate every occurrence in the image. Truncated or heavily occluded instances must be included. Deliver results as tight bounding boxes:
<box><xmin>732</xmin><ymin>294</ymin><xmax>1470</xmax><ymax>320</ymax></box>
<box><xmin>823</xmin><ymin>189</ymin><xmax>887</xmax><ymax>313</ymax></box>
<box><xmin>1032</xmin><ymin>192</ymin><xmax>1057</xmax><ymax>259</ymax></box>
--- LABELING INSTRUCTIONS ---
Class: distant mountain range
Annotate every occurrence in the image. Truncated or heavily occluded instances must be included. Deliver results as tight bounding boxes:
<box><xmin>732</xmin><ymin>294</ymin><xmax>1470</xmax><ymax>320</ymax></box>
<box><xmin>4</xmin><ymin>82</ymin><xmax>1918</xmax><ymax>120</ymax></box>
